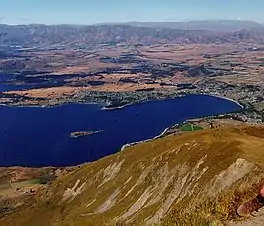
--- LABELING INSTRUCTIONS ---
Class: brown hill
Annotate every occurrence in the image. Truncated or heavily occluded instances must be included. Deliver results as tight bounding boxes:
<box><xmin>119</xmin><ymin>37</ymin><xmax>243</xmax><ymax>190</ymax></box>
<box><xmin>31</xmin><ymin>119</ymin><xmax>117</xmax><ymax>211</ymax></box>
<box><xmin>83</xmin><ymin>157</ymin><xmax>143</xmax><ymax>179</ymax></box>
<box><xmin>1</xmin><ymin>125</ymin><xmax>264</xmax><ymax>225</ymax></box>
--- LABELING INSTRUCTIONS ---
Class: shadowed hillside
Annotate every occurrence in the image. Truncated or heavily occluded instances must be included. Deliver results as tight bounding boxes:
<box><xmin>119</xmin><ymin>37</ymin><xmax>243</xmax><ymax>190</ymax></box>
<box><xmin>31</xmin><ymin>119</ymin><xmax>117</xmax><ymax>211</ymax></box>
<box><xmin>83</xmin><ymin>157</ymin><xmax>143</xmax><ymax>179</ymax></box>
<box><xmin>1</xmin><ymin>126</ymin><xmax>264</xmax><ymax>225</ymax></box>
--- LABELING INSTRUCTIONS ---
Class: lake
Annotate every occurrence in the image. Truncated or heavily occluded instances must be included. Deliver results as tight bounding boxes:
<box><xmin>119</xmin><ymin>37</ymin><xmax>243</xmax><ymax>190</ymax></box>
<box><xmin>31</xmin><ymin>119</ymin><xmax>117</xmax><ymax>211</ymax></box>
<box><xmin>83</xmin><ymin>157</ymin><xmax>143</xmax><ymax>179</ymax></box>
<box><xmin>0</xmin><ymin>95</ymin><xmax>242</xmax><ymax>167</ymax></box>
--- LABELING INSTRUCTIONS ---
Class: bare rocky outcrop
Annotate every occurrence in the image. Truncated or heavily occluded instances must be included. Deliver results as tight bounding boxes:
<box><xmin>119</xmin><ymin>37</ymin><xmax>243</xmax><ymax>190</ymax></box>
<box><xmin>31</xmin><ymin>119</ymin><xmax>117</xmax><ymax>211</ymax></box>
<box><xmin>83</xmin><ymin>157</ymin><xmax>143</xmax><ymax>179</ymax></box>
<box><xmin>62</xmin><ymin>179</ymin><xmax>86</xmax><ymax>202</ymax></box>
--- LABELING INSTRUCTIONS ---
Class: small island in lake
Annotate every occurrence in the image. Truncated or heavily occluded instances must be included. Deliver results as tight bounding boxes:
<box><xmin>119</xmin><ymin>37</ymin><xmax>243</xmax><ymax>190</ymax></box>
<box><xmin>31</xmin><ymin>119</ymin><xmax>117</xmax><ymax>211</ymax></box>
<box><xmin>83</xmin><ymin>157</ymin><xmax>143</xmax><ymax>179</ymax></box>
<box><xmin>70</xmin><ymin>130</ymin><xmax>103</xmax><ymax>138</ymax></box>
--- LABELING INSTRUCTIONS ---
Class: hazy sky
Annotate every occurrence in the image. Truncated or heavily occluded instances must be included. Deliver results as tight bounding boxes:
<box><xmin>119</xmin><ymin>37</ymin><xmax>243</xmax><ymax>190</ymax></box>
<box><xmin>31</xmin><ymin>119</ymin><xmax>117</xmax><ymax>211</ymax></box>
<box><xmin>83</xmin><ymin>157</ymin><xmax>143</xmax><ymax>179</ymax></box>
<box><xmin>0</xmin><ymin>0</ymin><xmax>264</xmax><ymax>25</ymax></box>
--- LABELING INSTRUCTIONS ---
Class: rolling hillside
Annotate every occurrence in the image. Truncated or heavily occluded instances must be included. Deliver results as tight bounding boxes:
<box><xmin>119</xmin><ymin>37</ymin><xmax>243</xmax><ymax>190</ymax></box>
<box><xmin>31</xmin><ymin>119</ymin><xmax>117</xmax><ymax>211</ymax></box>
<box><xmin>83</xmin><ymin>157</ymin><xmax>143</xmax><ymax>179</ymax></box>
<box><xmin>1</xmin><ymin>125</ymin><xmax>264</xmax><ymax>225</ymax></box>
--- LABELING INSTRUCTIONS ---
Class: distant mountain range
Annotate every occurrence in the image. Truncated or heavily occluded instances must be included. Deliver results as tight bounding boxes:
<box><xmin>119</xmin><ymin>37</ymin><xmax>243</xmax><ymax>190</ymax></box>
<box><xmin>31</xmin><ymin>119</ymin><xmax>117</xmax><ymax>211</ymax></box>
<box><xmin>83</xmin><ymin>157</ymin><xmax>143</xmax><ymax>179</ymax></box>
<box><xmin>114</xmin><ymin>20</ymin><xmax>264</xmax><ymax>32</ymax></box>
<box><xmin>0</xmin><ymin>20</ymin><xmax>264</xmax><ymax>47</ymax></box>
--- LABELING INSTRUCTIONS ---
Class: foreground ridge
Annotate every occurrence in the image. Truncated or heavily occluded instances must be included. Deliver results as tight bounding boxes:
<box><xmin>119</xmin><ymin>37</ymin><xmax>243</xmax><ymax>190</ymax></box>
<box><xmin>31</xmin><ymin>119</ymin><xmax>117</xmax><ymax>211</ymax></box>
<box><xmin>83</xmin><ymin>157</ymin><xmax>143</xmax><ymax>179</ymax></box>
<box><xmin>1</xmin><ymin>125</ymin><xmax>264</xmax><ymax>225</ymax></box>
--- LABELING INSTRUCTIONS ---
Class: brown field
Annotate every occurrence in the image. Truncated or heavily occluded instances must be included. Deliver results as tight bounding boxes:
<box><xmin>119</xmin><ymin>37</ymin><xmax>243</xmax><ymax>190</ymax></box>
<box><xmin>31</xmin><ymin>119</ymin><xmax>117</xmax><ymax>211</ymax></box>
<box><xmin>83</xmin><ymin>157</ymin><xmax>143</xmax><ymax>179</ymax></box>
<box><xmin>140</xmin><ymin>44</ymin><xmax>240</xmax><ymax>65</ymax></box>
<box><xmin>6</xmin><ymin>86</ymin><xmax>90</xmax><ymax>99</ymax></box>
<box><xmin>52</xmin><ymin>66</ymin><xmax>92</xmax><ymax>75</ymax></box>
<box><xmin>215</xmin><ymin>74</ymin><xmax>264</xmax><ymax>85</ymax></box>
<box><xmin>5</xmin><ymin>83</ymin><xmax>163</xmax><ymax>99</ymax></box>
<box><xmin>87</xmin><ymin>82</ymin><xmax>162</xmax><ymax>92</ymax></box>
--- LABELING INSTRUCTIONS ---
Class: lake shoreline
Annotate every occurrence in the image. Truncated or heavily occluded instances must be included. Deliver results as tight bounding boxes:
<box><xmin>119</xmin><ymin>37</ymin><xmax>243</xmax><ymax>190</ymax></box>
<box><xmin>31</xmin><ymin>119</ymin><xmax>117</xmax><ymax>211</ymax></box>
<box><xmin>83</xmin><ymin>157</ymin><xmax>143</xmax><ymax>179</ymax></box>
<box><xmin>202</xmin><ymin>93</ymin><xmax>244</xmax><ymax>109</ymax></box>
<box><xmin>121</xmin><ymin>126</ymin><xmax>171</xmax><ymax>151</ymax></box>
<box><xmin>0</xmin><ymin>92</ymin><xmax>242</xmax><ymax>111</ymax></box>
<box><xmin>101</xmin><ymin>93</ymin><xmax>244</xmax><ymax>111</ymax></box>
<box><xmin>120</xmin><ymin>94</ymin><xmax>244</xmax><ymax>151</ymax></box>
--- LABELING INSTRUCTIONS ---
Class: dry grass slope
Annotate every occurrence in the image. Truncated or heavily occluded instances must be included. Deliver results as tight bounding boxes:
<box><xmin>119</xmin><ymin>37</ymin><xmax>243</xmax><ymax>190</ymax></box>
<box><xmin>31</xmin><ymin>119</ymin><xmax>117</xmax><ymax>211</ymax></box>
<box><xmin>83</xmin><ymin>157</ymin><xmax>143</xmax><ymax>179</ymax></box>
<box><xmin>1</xmin><ymin>125</ymin><xmax>264</xmax><ymax>226</ymax></box>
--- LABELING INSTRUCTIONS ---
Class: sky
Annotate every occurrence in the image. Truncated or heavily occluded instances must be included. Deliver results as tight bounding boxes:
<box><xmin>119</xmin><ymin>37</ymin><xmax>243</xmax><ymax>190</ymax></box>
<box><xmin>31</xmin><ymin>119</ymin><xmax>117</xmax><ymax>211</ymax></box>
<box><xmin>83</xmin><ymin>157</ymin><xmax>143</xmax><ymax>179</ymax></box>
<box><xmin>0</xmin><ymin>0</ymin><xmax>264</xmax><ymax>25</ymax></box>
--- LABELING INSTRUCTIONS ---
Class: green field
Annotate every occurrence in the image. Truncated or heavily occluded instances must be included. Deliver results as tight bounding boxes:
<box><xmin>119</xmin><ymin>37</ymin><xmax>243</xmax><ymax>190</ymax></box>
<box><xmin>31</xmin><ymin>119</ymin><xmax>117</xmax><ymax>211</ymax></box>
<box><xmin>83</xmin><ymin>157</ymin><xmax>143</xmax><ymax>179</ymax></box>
<box><xmin>180</xmin><ymin>123</ymin><xmax>203</xmax><ymax>132</ymax></box>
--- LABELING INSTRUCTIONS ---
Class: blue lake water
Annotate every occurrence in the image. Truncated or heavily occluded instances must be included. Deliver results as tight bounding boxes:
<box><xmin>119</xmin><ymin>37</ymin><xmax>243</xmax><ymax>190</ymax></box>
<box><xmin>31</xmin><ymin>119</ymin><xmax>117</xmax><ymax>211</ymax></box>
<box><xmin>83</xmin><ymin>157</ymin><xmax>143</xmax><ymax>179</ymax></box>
<box><xmin>0</xmin><ymin>95</ymin><xmax>242</xmax><ymax>167</ymax></box>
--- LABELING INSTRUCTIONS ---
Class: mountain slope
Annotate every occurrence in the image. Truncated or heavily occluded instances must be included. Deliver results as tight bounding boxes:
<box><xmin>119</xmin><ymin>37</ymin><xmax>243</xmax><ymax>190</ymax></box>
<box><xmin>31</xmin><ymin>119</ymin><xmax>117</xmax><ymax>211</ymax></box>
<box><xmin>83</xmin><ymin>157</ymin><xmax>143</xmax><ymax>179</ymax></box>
<box><xmin>1</xmin><ymin>126</ymin><xmax>264</xmax><ymax>225</ymax></box>
<box><xmin>1</xmin><ymin>24</ymin><xmax>264</xmax><ymax>46</ymax></box>
<box><xmin>119</xmin><ymin>20</ymin><xmax>264</xmax><ymax>32</ymax></box>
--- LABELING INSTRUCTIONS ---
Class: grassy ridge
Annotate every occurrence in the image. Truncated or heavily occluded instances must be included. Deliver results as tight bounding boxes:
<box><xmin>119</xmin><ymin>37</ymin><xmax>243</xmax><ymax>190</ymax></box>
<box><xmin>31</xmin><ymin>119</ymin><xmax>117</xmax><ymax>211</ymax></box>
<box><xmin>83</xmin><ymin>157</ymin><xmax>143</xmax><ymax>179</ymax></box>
<box><xmin>1</xmin><ymin>126</ymin><xmax>264</xmax><ymax>225</ymax></box>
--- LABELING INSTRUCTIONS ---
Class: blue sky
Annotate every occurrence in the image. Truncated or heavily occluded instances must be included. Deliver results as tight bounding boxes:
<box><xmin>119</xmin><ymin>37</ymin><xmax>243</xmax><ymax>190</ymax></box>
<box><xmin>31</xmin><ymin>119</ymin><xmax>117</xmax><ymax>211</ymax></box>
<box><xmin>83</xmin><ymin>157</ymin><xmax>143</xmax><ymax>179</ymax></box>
<box><xmin>0</xmin><ymin>0</ymin><xmax>264</xmax><ymax>25</ymax></box>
